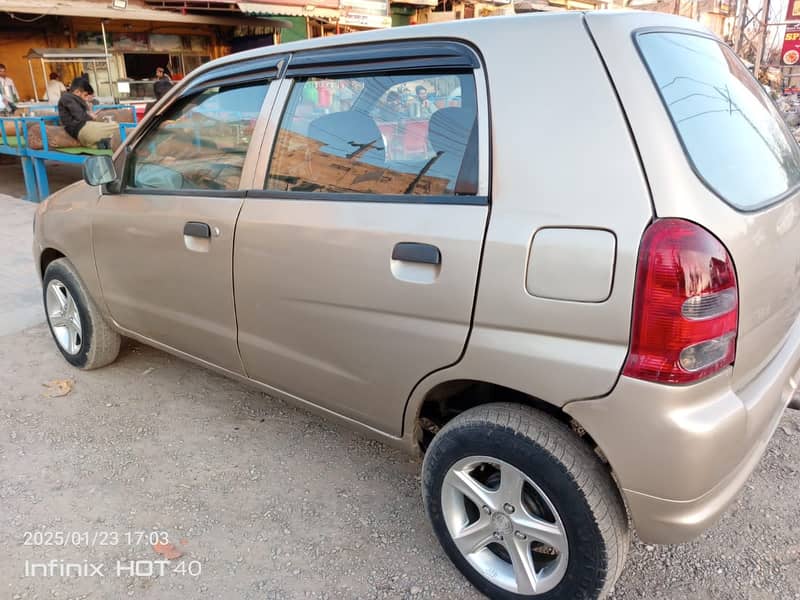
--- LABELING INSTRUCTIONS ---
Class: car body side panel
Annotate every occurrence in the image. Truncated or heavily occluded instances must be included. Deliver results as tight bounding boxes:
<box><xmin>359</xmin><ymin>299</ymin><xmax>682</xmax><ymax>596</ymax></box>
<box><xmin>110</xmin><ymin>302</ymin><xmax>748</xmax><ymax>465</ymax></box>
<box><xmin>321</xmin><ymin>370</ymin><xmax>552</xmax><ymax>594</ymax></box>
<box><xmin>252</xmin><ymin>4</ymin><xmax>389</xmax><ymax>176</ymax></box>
<box><xmin>585</xmin><ymin>11</ymin><xmax>800</xmax><ymax>392</ymax></box>
<box><xmin>34</xmin><ymin>182</ymin><xmax>106</xmax><ymax>310</ymax></box>
<box><xmin>92</xmin><ymin>193</ymin><xmax>245</xmax><ymax>374</ymax></box>
<box><xmin>234</xmin><ymin>45</ymin><xmax>491</xmax><ymax>437</ymax></box>
<box><xmin>235</xmin><ymin>201</ymin><xmax>489</xmax><ymax>435</ymax></box>
<box><xmin>403</xmin><ymin>13</ymin><xmax>652</xmax><ymax>434</ymax></box>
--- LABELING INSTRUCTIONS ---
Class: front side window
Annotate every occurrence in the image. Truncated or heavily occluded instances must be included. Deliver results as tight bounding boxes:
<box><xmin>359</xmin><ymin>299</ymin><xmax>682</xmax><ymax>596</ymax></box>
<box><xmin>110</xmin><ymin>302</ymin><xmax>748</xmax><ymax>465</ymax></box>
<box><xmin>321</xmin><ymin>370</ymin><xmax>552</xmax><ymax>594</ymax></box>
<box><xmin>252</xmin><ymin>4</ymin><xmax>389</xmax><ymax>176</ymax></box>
<box><xmin>638</xmin><ymin>32</ymin><xmax>800</xmax><ymax>210</ymax></box>
<box><xmin>128</xmin><ymin>82</ymin><xmax>268</xmax><ymax>191</ymax></box>
<box><xmin>265</xmin><ymin>72</ymin><xmax>478</xmax><ymax>196</ymax></box>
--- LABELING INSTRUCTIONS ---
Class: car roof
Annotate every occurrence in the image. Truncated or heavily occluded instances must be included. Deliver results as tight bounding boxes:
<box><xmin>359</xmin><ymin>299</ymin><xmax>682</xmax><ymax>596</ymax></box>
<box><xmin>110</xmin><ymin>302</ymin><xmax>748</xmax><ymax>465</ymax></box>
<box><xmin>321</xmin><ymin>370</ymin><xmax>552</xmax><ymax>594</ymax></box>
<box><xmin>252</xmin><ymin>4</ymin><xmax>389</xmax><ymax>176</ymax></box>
<box><xmin>175</xmin><ymin>11</ymin><xmax>710</xmax><ymax>95</ymax></box>
<box><xmin>194</xmin><ymin>12</ymin><xmax>584</xmax><ymax>76</ymax></box>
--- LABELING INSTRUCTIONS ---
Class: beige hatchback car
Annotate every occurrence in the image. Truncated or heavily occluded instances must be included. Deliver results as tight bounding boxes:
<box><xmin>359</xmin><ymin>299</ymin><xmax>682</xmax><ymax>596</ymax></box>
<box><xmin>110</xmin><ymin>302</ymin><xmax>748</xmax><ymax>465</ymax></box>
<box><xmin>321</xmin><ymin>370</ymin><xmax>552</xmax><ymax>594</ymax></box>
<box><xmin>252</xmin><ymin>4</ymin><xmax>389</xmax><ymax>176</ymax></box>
<box><xmin>33</xmin><ymin>11</ymin><xmax>800</xmax><ymax>599</ymax></box>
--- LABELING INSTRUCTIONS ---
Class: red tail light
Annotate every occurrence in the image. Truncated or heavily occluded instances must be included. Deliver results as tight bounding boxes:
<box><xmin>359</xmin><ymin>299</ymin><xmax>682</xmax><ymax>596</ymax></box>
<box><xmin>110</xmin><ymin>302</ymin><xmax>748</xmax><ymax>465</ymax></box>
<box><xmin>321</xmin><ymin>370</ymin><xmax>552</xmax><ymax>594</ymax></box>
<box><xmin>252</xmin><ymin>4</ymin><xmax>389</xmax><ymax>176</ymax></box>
<box><xmin>623</xmin><ymin>219</ymin><xmax>738</xmax><ymax>384</ymax></box>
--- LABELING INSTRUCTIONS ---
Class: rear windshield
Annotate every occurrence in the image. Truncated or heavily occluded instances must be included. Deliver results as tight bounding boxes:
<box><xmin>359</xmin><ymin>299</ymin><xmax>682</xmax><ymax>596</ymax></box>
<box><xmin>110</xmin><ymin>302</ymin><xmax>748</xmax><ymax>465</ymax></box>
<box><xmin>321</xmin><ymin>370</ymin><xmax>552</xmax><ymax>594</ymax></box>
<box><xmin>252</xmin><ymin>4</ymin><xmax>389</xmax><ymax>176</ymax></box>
<box><xmin>638</xmin><ymin>32</ymin><xmax>800</xmax><ymax>210</ymax></box>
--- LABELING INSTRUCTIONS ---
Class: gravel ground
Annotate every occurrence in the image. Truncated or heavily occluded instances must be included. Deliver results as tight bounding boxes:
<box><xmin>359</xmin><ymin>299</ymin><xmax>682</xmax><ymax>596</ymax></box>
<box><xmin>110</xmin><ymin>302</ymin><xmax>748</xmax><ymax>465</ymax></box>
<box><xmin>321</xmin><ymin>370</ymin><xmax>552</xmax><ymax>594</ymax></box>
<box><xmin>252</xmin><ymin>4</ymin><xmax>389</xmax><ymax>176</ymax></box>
<box><xmin>1</xmin><ymin>326</ymin><xmax>798</xmax><ymax>600</ymax></box>
<box><xmin>1</xmin><ymin>192</ymin><xmax>799</xmax><ymax>599</ymax></box>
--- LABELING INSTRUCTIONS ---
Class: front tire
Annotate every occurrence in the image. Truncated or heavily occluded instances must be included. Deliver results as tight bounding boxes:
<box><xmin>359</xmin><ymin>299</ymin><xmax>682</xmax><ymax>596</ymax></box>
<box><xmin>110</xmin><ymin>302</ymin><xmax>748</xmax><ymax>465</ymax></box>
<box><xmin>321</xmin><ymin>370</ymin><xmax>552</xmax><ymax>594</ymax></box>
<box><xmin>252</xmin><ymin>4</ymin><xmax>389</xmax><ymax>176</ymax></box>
<box><xmin>43</xmin><ymin>258</ymin><xmax>121</xmax><ymax>370</ymax></box>
<box><xmin>422</xmin><ymin>403</ymin><xmax>629</xmax><ymax>600</ymax></box>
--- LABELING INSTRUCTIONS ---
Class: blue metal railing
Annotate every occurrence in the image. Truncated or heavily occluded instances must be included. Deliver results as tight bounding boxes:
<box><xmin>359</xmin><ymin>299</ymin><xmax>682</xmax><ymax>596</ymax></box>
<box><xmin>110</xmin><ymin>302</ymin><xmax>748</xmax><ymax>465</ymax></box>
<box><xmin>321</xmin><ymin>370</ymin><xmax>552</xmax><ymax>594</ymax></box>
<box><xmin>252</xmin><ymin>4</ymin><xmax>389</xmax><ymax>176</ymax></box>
<box><xmin>0</xmin><ymin>104</ymin><xmax>138</xmax><ymax>201</ymax></box>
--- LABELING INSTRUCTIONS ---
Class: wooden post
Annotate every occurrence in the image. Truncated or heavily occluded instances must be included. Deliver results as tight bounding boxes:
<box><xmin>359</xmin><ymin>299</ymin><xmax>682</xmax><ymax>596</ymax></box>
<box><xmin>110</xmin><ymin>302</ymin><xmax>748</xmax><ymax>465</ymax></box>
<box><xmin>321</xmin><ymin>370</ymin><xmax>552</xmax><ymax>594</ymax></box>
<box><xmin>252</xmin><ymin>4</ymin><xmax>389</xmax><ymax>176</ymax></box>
<box><xmin>40</xmin><ymin>59</ymin><xmax>48</xmax><ymax>102</ymax></box>
<box><xmin>735</xmin><ymin>0</ymin><xmax>748</xmax><ymax>52</ymax></box>
<box><xmin>28</xmin><ymin>60</ymin><xmax>38</xmax><ymax>102</ymax></box>
<box><xmin>754</xmin><ymin>0</ymin><xmax>771</xmax><ymax>80</ymax></box>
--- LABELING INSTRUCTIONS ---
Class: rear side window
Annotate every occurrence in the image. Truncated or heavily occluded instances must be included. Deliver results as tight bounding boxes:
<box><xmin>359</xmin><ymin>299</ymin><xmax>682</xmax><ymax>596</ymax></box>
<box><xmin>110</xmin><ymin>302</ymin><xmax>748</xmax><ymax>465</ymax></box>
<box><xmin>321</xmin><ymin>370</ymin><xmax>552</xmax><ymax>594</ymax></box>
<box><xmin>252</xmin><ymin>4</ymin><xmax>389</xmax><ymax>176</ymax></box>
<box><xmin>638</xmin><ymin>32</ymin><xmax>800</xmax><ymax>210</ymax></box>
<box><xmin>265</xmin><ymin>72</ymin><xmax>478</xmax><ymax>196</ymax></box>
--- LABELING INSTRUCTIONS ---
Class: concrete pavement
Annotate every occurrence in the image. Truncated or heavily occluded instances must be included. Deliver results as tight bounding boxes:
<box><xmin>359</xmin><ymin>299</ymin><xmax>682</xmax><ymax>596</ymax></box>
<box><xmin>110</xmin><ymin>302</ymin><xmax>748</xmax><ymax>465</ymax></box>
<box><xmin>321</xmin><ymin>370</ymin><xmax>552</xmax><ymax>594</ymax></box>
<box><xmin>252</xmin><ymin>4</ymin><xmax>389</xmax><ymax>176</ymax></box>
<box><xmin>0</xmin><ymin>194</ymin><xmax>43</xmax><ymax>336</ymax></box>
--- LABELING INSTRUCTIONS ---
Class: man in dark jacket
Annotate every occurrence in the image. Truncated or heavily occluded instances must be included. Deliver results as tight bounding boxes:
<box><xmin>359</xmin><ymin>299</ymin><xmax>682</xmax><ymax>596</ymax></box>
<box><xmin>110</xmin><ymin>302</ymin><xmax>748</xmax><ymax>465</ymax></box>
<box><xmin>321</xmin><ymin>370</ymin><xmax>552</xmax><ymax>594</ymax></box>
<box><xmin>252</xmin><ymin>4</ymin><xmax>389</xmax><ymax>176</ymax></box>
<box><xmin>145</xmin><ymin>77</ymin><xmax>173</xmax><ymax>114</ymax></box>
<box><xmin>58</xmin><ymin>79</ymin><xmax>119</xmax><ymax>149</ymax></box>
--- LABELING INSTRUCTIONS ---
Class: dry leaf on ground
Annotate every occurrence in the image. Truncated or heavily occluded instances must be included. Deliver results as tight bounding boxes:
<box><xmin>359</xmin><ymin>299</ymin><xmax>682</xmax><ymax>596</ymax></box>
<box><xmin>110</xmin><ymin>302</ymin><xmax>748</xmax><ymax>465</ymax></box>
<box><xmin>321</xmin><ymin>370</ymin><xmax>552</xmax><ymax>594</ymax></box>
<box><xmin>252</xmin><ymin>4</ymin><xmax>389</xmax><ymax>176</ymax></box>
<box><xmin>42</xmin><ymin>379</ymin><xmax>73</xmax><ymax>398</ymax></box>
<box><xmin>153</xmin><ymin>542</ymin><xmax>183</xmax><ymax>560</ymax></box>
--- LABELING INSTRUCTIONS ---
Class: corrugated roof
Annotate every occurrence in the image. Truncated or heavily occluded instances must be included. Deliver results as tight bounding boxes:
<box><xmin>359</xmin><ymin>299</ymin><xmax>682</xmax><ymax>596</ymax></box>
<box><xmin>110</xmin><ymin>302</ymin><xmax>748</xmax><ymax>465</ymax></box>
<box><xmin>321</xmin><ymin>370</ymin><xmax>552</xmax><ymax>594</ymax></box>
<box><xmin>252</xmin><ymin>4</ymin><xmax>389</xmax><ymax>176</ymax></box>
<box><xmin>1</xmin><ymin>0</ymin><xmax>290</xmax><ymax>27</ymax></box>
<box><xmin>238</xmin><ymin>1</ymin><xmax>339</xmax><ymax>18</ymax></box>
<box><xmin>25</xmin><ymin>48</ymin><xmax>110</xmax><ymax>59</ymax></box>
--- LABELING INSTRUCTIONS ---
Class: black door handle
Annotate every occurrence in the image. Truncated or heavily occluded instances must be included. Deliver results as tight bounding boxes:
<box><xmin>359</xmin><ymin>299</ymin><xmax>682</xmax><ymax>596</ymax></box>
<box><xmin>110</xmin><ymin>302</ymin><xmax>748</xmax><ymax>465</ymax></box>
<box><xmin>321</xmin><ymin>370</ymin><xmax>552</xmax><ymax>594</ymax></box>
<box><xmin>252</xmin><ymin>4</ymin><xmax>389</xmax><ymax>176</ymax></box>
<box><xmin>392</xmin><ymin>242</ymin><xmax>441</xmax><ymax>265</ymax></box>
<box><xmin>184</xmin><ymin>221</ymin><xmax>211</xmax><ymax>238</ymax></box>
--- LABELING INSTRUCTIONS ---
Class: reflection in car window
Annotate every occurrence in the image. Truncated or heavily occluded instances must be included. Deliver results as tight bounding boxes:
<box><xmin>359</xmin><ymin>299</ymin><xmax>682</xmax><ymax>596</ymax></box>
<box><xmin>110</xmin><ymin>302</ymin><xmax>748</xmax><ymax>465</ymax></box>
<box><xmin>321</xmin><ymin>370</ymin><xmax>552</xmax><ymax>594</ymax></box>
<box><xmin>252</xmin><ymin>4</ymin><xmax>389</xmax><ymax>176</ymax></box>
<box><xmin>129</xmin><ymin>82</ymin><xmax>268</xmax><ymax>191</ymax></box>
<box><xmin>265</xmin><ymin>73</ymin><xmax>477</xmax><ymax>196</ymax></box>
<box><xmin>638</xmin><ymin>32</ymin><xmax>800</xmax><ymax>209</ymax></box>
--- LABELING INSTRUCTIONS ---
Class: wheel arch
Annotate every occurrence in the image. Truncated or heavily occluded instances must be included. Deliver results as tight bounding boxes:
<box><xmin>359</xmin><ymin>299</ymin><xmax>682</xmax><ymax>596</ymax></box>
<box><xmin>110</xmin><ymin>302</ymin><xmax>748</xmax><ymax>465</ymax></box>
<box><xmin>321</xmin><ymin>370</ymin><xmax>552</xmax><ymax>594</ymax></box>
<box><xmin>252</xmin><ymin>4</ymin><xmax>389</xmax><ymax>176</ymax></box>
<box><xmin>409</xmin><ymin>378</ymin><xmax>613</xmax><ymax>477</ymax></box>
<box><xmin>39</xmin><ymin>247</ymin><xmax>66</xmax><ymax>280</ymax></box>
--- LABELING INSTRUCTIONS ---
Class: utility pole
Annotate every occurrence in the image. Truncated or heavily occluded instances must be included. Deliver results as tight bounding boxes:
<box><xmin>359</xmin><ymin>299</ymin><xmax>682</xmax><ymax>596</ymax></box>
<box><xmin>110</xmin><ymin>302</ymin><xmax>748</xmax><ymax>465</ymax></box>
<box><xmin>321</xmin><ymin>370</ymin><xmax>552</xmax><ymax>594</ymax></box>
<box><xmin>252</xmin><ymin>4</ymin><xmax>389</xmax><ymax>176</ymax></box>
<box><xmin>735</xmin><ymin>0</ymin><xmax>748</xmax><ymax>52</ymax></box>
<box><xmin>754</xmin><ymin>0</ymin><xmax>771</xmax><ymax>80</ymax></box>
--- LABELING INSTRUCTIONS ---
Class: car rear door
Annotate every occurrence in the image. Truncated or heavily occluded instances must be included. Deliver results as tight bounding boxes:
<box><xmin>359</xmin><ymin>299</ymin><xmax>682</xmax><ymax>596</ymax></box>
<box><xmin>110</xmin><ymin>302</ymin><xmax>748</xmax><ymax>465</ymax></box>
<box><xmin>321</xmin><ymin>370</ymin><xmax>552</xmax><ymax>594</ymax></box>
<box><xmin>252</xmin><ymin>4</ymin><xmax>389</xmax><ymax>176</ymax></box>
<box><xmin>234</xmin><ymin>41</ymin><xmax>490</xmax><ymax>435</ymax></box>
<box><xmin>586</xmin><ymin>12</ymin><xmax>800</xmax><ymax>389</ymax></box>
<box><xmin>92</xmin><ymin>57</ymin><xmax>283</xmax><ymax>373</ymax></box>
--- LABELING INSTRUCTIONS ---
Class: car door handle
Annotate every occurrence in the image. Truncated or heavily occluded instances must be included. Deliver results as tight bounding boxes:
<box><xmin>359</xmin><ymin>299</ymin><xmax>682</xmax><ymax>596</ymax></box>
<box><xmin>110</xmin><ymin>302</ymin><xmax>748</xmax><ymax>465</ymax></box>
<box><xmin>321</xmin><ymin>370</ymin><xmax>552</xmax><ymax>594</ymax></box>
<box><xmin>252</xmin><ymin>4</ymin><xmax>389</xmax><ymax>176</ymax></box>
<box><xmin>392</xmin><ymin>242</ymin><xmax>441</xmax><ymax>265</ymax></box>
<box><xmin>184</xmin><ymin>221</ymin><xmax>211</xmax><ymax>239</ymax></box>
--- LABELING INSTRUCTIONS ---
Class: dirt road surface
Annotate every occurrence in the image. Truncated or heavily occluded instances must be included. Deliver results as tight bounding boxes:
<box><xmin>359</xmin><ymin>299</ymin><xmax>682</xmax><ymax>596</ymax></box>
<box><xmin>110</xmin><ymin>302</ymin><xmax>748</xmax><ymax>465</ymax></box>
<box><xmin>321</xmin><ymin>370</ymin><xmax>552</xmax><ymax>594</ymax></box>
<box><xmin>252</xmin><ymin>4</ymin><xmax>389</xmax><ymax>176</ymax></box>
<box><xmin>1</xmin><ymin>193</ymin><xmax>799</xmax><ymax>599</ymax></box>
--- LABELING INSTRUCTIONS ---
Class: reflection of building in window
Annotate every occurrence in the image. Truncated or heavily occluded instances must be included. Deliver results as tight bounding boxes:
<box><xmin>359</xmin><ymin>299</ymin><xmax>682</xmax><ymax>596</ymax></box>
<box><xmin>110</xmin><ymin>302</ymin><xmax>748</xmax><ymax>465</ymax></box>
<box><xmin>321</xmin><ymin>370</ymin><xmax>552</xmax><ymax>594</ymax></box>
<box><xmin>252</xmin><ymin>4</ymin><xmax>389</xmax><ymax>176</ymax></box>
<box><xmin>268</xmin><ymin>129</ymin><xmax>452</xmax><ymax>195</ymax></box>
<box><xmin>268</xmin><ymin>73</ymin><xmax>476</xmax><ymax>196</ymax></box>
<box><xmin>132</xmin><ymin>84</ymin><xmax>267</xmax><ymax>191</ymax></box>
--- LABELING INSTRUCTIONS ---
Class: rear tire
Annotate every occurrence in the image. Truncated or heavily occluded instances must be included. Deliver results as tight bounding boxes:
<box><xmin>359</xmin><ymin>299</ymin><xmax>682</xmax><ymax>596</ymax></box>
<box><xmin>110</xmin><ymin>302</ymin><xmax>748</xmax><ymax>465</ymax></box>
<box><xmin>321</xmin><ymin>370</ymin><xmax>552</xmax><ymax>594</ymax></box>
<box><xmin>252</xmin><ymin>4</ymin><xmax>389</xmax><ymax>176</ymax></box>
<box><xmin>421</xmin><ymin>403</ymin><xmax>629</xmax><ymax>600</ymax></box>
<box><xmin>43</xmin><ymin>258</ymin><xmax>121</xmax><ymax>370</ymax></box>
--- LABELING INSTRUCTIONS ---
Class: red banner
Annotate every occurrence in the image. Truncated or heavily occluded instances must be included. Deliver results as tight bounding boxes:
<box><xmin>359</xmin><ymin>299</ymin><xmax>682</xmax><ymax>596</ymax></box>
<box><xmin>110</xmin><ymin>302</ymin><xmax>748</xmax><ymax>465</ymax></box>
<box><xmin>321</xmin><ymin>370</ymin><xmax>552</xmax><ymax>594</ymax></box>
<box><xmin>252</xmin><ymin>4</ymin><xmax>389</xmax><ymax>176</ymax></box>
<box><xmin>782</xmin><ymin>24</ymin><xmax>800</xmax><ymax>65</ymax></box>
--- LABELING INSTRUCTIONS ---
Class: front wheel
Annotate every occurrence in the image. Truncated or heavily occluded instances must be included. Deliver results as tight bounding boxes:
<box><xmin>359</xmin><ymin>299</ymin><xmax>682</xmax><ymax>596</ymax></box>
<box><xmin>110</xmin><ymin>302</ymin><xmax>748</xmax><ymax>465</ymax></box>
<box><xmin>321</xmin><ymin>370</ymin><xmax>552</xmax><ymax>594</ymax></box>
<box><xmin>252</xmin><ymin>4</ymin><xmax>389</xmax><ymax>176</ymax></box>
<box><xmin>422</xmin><ymin>403</ymin><xmax>629</xmax><ymax>600</ymax></box>
<box><xmin>43</xmin><ymin>258</ymin><xmax>121</xmax><ymax>370</ymax></box>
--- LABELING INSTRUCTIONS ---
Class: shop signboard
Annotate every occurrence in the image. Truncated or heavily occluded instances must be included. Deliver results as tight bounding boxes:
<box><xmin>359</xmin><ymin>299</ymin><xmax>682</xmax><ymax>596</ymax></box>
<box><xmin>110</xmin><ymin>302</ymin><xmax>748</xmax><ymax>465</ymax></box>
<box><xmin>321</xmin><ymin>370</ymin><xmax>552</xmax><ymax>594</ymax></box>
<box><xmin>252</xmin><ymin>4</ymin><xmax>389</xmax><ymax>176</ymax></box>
<box><xmin>76</xmin><ymin>32</ymin><xmax>107</xmax><ymax>48</ymax></box>
<box><xmin>339</xmin><ymin>0</ymin><xmax>392</xmax><ymax>28</ymax></box>
<box><xmin>711</xmin><ymin>0</ymin><xmax>731</xmax><ymax>14</ymax></box>
<box><xmin>788</xmin><ymin>0</ymin><xmax>800</xmax><ymax>20</ymax></box>
<box><xmin>188</xmin><ymin>36</ymin><xmax>211</xmax><ymax>52</ymax></box>
<box><xmin>112</xmin><ymin>32</ymin><xmax>149</xmax><ymax>51</ymax></box>
<box><xmin>782</xmin><ymin>24</ymin><xmax>800</xmax><ymax>65</ymax></box>
<box><xmin>149</xmin><ymin>34</ymin><xmax>183</xmax><ymax>52</ymax></box>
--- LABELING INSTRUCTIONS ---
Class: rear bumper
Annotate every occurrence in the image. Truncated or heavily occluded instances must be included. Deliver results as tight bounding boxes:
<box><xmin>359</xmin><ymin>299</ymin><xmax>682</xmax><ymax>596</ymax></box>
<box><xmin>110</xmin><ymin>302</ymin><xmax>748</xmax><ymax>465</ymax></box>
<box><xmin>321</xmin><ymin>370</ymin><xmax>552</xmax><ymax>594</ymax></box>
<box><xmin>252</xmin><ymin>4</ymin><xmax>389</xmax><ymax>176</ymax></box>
<box><xmin>565</xmin><ymin>314</ymin><xmax>800</xmax><ymax>544</ymax></box>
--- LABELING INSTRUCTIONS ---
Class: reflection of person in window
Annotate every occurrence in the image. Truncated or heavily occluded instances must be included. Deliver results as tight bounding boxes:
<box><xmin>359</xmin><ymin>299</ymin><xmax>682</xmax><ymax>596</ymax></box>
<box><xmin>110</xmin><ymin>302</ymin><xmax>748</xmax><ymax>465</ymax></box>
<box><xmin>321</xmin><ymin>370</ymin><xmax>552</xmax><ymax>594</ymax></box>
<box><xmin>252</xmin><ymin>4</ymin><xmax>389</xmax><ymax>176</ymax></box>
<box><xmin>376</xmin><ymin>91</ymin><xmax>404</xmax><ymax>122</ymax></box>
<box><xmin>411</xmin><ymin>85</ymin><xmax>436</xmax><ymax>119</ymax></box>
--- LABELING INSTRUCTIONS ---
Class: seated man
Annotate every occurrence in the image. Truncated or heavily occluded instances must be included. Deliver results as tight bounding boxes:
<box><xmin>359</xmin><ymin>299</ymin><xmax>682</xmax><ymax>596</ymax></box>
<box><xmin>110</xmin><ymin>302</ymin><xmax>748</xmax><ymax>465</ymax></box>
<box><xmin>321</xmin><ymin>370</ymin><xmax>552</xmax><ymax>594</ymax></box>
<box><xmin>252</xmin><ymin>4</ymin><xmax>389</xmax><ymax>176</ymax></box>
<box><xmin>58</xmin><ymin>79</ymin><xmax>119</xmax><ymax>150</ymax></box>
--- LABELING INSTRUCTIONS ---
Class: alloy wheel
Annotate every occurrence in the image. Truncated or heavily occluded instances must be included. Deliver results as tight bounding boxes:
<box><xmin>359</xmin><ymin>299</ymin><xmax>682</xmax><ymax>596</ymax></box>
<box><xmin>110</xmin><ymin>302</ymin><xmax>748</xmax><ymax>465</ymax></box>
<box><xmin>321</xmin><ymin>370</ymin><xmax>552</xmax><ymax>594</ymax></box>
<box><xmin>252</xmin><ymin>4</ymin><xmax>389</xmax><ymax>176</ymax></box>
<box><xmin>441</xmin><ymin>455</ymin><xmax>569</xmax><ymax>595</ymax></box>
<box><xmin>46</xmin><ymin>279</ymin><xmax>83</xmax><ymax>355</ymax></box>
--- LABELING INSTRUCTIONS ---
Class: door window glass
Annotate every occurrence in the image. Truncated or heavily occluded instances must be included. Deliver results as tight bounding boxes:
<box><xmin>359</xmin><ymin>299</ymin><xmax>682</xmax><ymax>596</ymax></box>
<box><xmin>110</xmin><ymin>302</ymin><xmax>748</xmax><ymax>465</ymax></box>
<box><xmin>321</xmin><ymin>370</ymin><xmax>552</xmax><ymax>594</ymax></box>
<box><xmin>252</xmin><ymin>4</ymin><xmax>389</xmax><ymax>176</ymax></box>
<box><xmin>265</xmin><ymin>72</ymin><xmax>478</xmax><ymax>196</ymax></box>
<box><xmin>128</xmin><ymin>82</ymin><xmax>268</xmax><ymax>191</ymax></box>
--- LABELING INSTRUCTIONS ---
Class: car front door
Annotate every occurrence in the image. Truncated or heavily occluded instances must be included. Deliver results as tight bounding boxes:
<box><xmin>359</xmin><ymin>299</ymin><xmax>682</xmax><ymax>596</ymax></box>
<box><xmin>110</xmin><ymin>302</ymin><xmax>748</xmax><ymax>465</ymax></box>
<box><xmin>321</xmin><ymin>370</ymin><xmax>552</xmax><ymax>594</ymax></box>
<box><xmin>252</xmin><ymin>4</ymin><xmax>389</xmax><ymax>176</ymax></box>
<box><xmin>234</xmin><ymin>42</ymin><xmax>490</xmax><ymax>435</ymax></box>
<box><xmin>92</xmin><ymin>62</ymin><xmax>280</xmax><ymax>373</ymax></box>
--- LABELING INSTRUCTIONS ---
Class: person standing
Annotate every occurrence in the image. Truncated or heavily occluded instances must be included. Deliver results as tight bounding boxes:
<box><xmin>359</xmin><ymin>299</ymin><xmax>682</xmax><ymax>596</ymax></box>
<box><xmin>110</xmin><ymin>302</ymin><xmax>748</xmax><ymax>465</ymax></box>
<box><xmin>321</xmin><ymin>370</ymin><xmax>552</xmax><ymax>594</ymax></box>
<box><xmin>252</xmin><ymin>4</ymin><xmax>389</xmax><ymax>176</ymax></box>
<box><xmin>145</xmin><ymin>77</ymin><xmax>173</xmax><ymax>114</ymax></box>
<box><xmin>58</xmin><ymin>79</ymin><xmax>119</xmax><ymax>149</ymax></box>
<box><xmin>0</xmin><ymin>63</ymin><xmax>20</xmax><ymax>114</ymax></box>
<box><xmin>45</xmin><ymin>72</ymin><xmax>67</xmax><ymax>105</ymax></box>
<box><xmin>411</xmin><ymin>85</ymin><xmax>436</xmax><ymax>119</ymax></box>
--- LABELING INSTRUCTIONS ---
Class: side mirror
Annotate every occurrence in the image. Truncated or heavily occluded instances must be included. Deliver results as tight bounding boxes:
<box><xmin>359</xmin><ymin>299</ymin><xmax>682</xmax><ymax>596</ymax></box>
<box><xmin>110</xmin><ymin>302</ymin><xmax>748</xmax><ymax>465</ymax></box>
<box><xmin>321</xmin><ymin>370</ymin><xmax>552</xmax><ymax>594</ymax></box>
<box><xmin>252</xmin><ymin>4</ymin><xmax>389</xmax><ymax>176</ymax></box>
<box><xmin>83</xmin><ymin>155</ymin><xmax>117</xmax><ymax>187</ymax></box>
